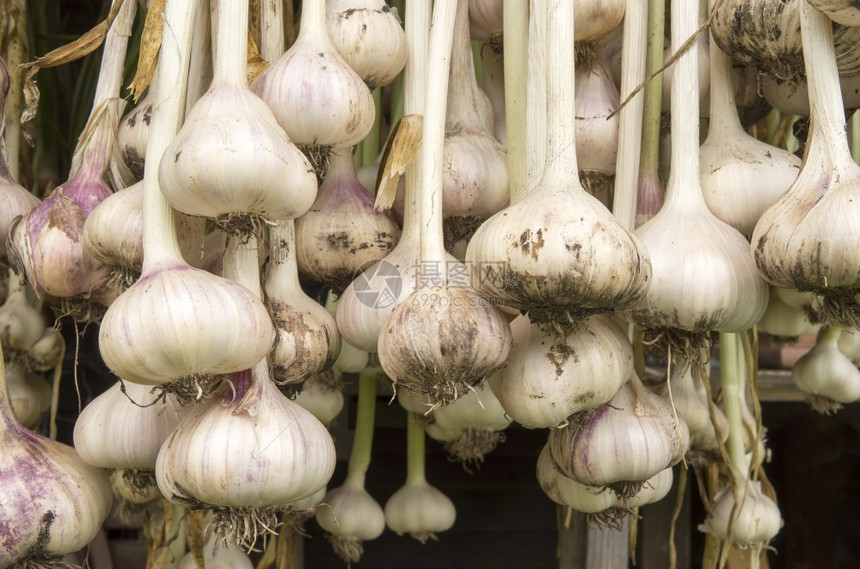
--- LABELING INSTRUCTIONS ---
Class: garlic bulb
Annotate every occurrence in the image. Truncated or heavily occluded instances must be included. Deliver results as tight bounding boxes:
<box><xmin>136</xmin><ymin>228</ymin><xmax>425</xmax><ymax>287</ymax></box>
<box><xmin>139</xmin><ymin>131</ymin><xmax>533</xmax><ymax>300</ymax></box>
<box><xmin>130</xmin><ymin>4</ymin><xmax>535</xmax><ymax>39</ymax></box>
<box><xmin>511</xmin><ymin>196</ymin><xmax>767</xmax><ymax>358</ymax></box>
<box><xmin>252</xmin><ymin>0</ymin><xmax>375</xmax><ymax>174</ymax></box>
<box><xmin>662</xmin><ymin>363</ymin><xmax>729</xmax><ymax>462</ymax></box>
<box><xmin>752</xmin><ymin>3</ymin><xmax>860</xmax><ymax>329</ymax></box>
<box><xmin>629</xmin><ymin>0</ymin><xmax>768</xmax><ymax>364</ymax></box>
<box><xmin>761</xmin><ymin>73</ymin><xmax>860</xmax><ymax>115</ymax></box>
<box><xmin>7</xmin><ymin>362</ymin><xmax>45</xmax><ymax>429</ymax></box>
<box><xmin>699</xmin><ymin>481</ymin><xmax>782</xmax><ymax>549</ymax></box>
<box><xmin>548</xmin><ymin>372</ymin><xmax>690</xmax><ymax>502</ymax></box>
<box><xmin>808</xmin><ymin>0</ymin><xmax>860</xmax><ymax>27</ymax></box>
<box><xmin>293</xmin><ymin>370</ymin><xmax>345</xmax><ymax>427</ymax></box>
<box><xmin>711</xmin><ymin>0</ymin><xmax>860</xmax><ymax>84</ymax></box>
<box><xmin>0</xmin><ymin>278</ymin><xmax>44</xmax><ymax>355</ymax></box>
<box><xmin>757</xmin><ymin>287</ymin><xmax>821</xmax><ymax>341</ymax></box>
<box><xmin>326</xmin><ymin>0</ymin><xmax>408</xmax><ymax>89</ymax></box>
<box><xmin>574</xmin><ymin>0</ymin><xmax>624</xmax><ymax>44</ymax></box>
<box><xmin>489</xmin><ymin>313</ymin><xmax>633</xmax><ymax>429</ymax></box>
<box><xmin>294</xmin><ymin>146</ymin><xmax>400</xmax><ymax>293</ymax></box>
<box><xmin>792</xmin><ymin>323</ymin><xmax>860</xmax><ymax>413</ymax></box>
<box><xmin>266</xmin><ymin>220</ymin><xmax>341</xmax><ymax>387</ymax></box>
<box><xmin>0</xmin><ymin>349</ymin><xmax>112</xmax><ymax>567</ymax></box>
<box><xmin>73</xmin><ymin>380</ymin><xmax>182</xmax><ymax>490</ymax></box>
<box><xmin>384</xmin><ymin>413</ymin><xmax>456</xmax><ymax>542</ymax></box>
<box><xmin>158</xmin><ymin>0</ymin><xmax>318</xmax><ymax>236</ymax></box>
<box><xmin>838</xmin><ymin>326</ymin><xmax>860</xmax><ymax>363</ymax></box>
<box><xmin>178</xmin><ymin>534</ymin><xmax>254</xmax><ymax>569</ymax></box>
<box><xmin>465</xmin><ymin>0</ymin><xmax>650</xmax><ymax>334</ymax></box>
<box><xmin>117</xmin><ymin>89</ymin><xmax>152</xmax><ymax>180</ymax></box>
<box><xmin>156</xmin><ymin>362</ymin><xmax>336</xmax><ymax>549</ymax></box>
<box><xmin>83</xmin><ymin>180</ymin><xmax>205</xmax><ymax>284</ymax></box>
<box><xmin>700</xmin><ymin>36</ymin><xmax>801</xmax><ymax>237</ymax></box>
<box><xmin>575</xmin><ymin>49</ymin><xmax>620</xmax><ymax>204</ymax></box>
<box><xmin>536</xmin><ymin>444</ymin><xmax>617</xmax><ymax>515</ymax></box>
<box><xmin>110</xmin><ymin>469</ymin><xmax>161</xmax><ymax>507</ymax></box>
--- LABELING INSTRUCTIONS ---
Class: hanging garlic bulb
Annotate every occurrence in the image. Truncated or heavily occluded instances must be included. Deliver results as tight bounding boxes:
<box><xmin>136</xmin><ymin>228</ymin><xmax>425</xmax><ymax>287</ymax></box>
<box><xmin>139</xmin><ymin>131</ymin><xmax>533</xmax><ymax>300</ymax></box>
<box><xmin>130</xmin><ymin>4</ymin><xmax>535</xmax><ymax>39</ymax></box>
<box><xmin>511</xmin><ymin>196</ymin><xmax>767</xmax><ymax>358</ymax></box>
<box><xmin>384</xmin><ymin>413</ymin><xmax>456</xmax><ymax>542</ymax></box>
<box><xmin>252</xmin><ymin>0</ymin><xmax>376</xmax><ymax>175</ymax></box>
<box><xmin>293</xmin><ymin>370</ymin><xmax>345</xmax><ymax>427</ymax></box>
<box><xmin>315</xmin><ymin>374</ymin><xmax>385</xmax><ymax>563</ymax></box>
<box><xmin>117</xmin><ymin>89</ymin><xmax>153</xmax><ymax>180</ymax></box>
<box><xmin>629</xmin><ymin>0</ymin><xmax>768</xmax><ymax>365</ymax></box>
<box><xmin>266</xmin><ymin>220</ymin><xmax>341</xmax><ymax>388</ymax></box>
<box><xmin>469</xmin><ymin>0</ymin><xmax>502</xmax><ymax>45</ymax></box>
<box><xmin>74</xmin><ymin>380</ymin><xmax>182</xmax><ymax>494</ymax></box>
<box><xmin>488</xmin><ymin>313</ymin><xmax>633</xmax><ymax>429</ymax></box>
<box><xmin>21</xmin><ymin>327</ymin><xmax>64</xmax><ymax>372</ymax></box>
<box><xmin>808</xmin><ymin>0</ymin><xmax>860</xmax><ymax>27</ymax></box>
<box><xmin>158</xmin><ymin>0</ymin><xmax>317</xmax><ymax>238</ymax></box>
<box><xmin>110</xmin><ymin>468</ymin><xmax>161</xmax><ymax>514</ymax></box>
<box><xmin>573</xmin><ymin>0</ymin><xmax>625</xmax><ymax>45</ymax></box>
<box><xmin>294</xmin><ymin>146</ymin><xmax>400</xmax><ymax>292</ymax></box>
<box><xmin>156</xmin><ymin>361</ymin><xmax>337</xmax><ymax>550</ymax></box>
<box><xmin>98</xmin><ymin>1</ymin><xmax>275</xmax><ymax>399</ymax></box>
<box><xmin>466</xmin><ymin>0</ymin><xmax>650</xmax><ymax>334</ymax></box>
<box><xmin>574</xmin><ymin>48</ymin><xmax>620</xmax><ymax>205</ymax></box>
<box><xmin>377</xmin><ymin>0</ymin><xmax>512</xmax><ymax>407</ymax></box>
<box><xmin>757</xmin><ymin>286</ymin><xmax>821</xmax><ymax>341</ymax></box>
<box><xmin>761</xmin><ymin>73</ymin><xmax>860</xmax><ymax>115</ymax></box>
<box><xmin>83</xmin><ymin>180</ymin><xmax>204</xmax><ymax>285</ymax></box>
<box><xmin>7</xmin><ymin>362</ymin><xmax>45</xmax><ymax>429</ymax></box>
<box><xmin>548</xmin><ymin>372</ymin><xmax>689</xmax><ymax>502</ymax></box>
<box><xmin>699</xmin><ymin>481</ymin><xmax>782</xmax><ymax>550</ymax></box>
<box><xmin>325</xmin><ymin>0</ymin><xmax>408</xmax><ymax>89</ymax></box>
<box><xmin>752</xmin><ymin>3</ymin><xmax>860</xmax><ymax>329</ymax></box>
<box><xmin>791</xmin><ymin>323</ymin><xmax>860</xmax><ymax>413</ymax></box>
<box><xmin>700</xmin><ymin>35</ymin><xmax>801</xmax><ymax>237</ymax></box>
<box><xmin>0</xmin><ymin>277</ymin><xmax>44</xmax><ymax>355</ymax></box>
<box><xmin>838</xmin><ymin>326</ymin><xmax>860</xmax><ymax>363</ymax></box>
<box><xmin>0</xmin><ymin>343</ymin><xmax>112</xmax><ymax>567</ymax></box>
<box><xmin>711</xmin><ymin>0</ymin><xmax>860</xmax><ymax>85</ymax></box>
<box><xmin>8</xmin><ymin>0</ymin><xmax>137</xmax><ymax>322</ymax></box>
<box><xmin>422</xmin><ymin>380</ymin><xmax>510</xmax><ymax>466</ymax></box>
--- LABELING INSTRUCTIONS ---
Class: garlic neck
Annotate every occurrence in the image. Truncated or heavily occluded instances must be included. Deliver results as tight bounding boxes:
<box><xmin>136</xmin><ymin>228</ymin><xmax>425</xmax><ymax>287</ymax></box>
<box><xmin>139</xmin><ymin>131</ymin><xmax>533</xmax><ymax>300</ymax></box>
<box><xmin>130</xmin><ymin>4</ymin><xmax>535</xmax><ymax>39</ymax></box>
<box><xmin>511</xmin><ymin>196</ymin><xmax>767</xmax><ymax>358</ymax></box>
<box><xmin>211</xmin><ymin>0</ymin><xmax>249</xmax><ymax>87</ymax></box>
<box><xmin>92</xmin><ymin>0</ymin><xmax>137</xmax><ymax>108</ymax></box>
<box><xmin>544</xmin><ymin>0</ymin><xmax>578</xmax><ymax>175</ymax></box>
<box><xmin>405</xmin><ymin>412</ymin><xmax>428</xmax><ymax>485</ymax></box>
<box><xmin>298</xmin><ymin>0</ymin><xmax>329</xmax><ymax>43</ymax></box>
<box><xmin>447</xmin><ymin>0</ymin><xmax>486</xmax><ymax>128</ymax></box>
<box><xmin>706</xmin><ymin>34</ymin><xmax>746</xmax><ymax>139</ymax></box>
<box><xmin>267</xmin><ymin>220</ymin><xmax>302</xmax><ymax>292</ymax></box>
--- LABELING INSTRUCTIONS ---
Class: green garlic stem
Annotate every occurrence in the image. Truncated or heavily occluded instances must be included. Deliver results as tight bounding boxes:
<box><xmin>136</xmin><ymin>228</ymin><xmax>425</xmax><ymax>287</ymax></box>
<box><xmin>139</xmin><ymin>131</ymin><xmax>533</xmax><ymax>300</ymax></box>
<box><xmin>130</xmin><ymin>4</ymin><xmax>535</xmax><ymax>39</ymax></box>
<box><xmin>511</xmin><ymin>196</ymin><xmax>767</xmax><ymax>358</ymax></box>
<box><xmin>638</xmin><ymin>0</ymin><xmax>665</xmax><ymax>180</ymax></box>
<box><xmin>405</xmin><ymin>411</ymin><xmax>426</xmax><ymax>485</ymax></box>
<box><xmin>347</xmin><ymin>374</ymin><xmax>378</xmax><ymax>486</ymax></box>
<box><xmin>719</xmin><ymin>332</ymin><xmax>747</xmax><ymax>481</ymax></box>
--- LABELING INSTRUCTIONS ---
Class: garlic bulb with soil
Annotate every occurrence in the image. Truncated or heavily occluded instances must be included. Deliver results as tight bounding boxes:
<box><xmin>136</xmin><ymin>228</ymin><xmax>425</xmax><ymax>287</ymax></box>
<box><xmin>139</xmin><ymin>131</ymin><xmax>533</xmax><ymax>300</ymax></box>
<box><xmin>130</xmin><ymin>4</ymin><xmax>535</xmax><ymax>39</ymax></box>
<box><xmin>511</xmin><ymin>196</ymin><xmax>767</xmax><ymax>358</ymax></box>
<box><xmin>792</xmin><ymin>323</ymin><xmax>860</xmax><ymax>413</ymax></box>
<box><xmin>698</xmin><ymin>481</ymin><xmax>782</xmax><ymax>550</ymax></box>
<box><xmin>83</xmin><ymin>180</ymin><xmax>205</xmax><ymax>286</ymax></box>
<box><xmin>548</xmin><ymin>372</ymin><xmax>689</xmax><ymax>502</ymax></box>
<box><xmin>465</xmin><ymin>0</ymin><xmax>650</xmax><ymax>334</ymax></box>
<box><xmin>751</xmin><ymin>3</ymin><xmax>860</xmax><ymax>329</ymax></box>
<box><xmin>629</xmin><ymin>0</ymin><xmax>768</xmax><ymax>365</ymax></box>
<box><xmin>384</xmin><ymin>413</ymin><xmax>456</xmax><ymax>543</ymax></box>
<box><xmin>252</xmin><ymin>0</ymin><xmax>375</xmax><ymax>175</ymax></box>
<box><xmin>117</xmin><ymin>89</ymin><xmax>152</xmax><ymax>180</ymax></box>
<box><xmin>98</xmin><ymin>2</ymin><xmax>275</xmax><ymax>400</ymax></box>
<box><xmin>156</xmin><ymin>361</ymin><xmax>336</xmax><ymax>550</ymax></box>
<box><xmin>0</xmin><ymin>346</ymin><xmax>112</xmax><ymax>568</ymax></box>
<box><xmin>700</xmin><ymin>34</ymin><xmax>801</xmax><ymax>237</ymax></box>
<box><xmin>314</xmin><ymin>374</ymin><xmax>384</xmax><ymax>563</ymax></box>
<box><xmin>325</xmin><ymin>0</ymin><xmax>408</xmax><ymax>89</ymax></box>
<box><xmin>158</xmin><ymin>0</ymin><xmax>317</xmax><ymax>238</ymax></box>
<box><xmin>73</xmin><ymin>380</ymin><xmax>182</xmax><ymax>493</ymax></box>
<box><xmin>266</xmin><ymin>220</ymin><xmax>341</xmax><ymax>388</ymax></box>
<box><xmin>488</xmin><ymin>313</ymin><xmax>633</xmax><ymax>429</ymax></box>
<box><xmin>575</xmin><ymin>48</ymin><xmax>620</xmax><ymax>205</ymax></box>
<box><xmin>294</xmin><ymin>146</ymin><xmax>400</xmax><ymax>293</ymax></box>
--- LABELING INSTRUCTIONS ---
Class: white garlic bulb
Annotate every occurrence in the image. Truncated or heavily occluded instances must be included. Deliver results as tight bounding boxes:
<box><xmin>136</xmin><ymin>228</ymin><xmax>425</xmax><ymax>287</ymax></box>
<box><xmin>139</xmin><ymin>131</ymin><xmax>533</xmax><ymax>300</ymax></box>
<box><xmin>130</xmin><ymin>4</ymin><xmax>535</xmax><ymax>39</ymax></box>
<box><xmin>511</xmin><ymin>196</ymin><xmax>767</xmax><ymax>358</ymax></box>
<box><xmin>662</xmin><ymin>363</ymin><xmax>729</xmax><ymax>460</ymax></box>
<box><xmin>792</xmin><ymin>323</ymin><xmax>860</xmax><ymax>413</ymax></box>
<box><xmin>156</xmin><ymin>362</ymin><xmax>336</xmax><ymax>549</ymax></box>
<box><xmin>574</xmin><ymin>0</ymin><xmax>625</xmax><ymax>44</ymax></box>
<box><xmin>0</xmin><ymin>279</ymin><xmax>45</xmax><ymax>353</ymax></box>
<box><xmin>489</xmin><ymin>313</ymin><xmax>633</xmax><ymax>429</ymax></box>
<box><xmin>761</xmin><ymin>73</ymin><xmax>860</xmax><ymax>115</ymax></box>
<box><xmin>384</xmin><ymin>476</ymin><xmax>457</xmax><ymax>543</ymax></box>
<box><xmin>7</xmin><ymin>362</ymin><xmax>45</xmax><ymax>429</ymax></box>
<box><xmin>699</xmin><ymin>481</ymin><xmax>782</xmax><ymax>549</ymax></box>
<box><xmin>326</xmin><ymin>0</ymin><xmax>408</xmax><ymax>89</ymax></box>
<box><xmin>757</xmin><ymin>287</ymin><xmax>821</xmax><ymax>341</ymax></box>
<box><xmin>117</xmin><ymin>89</ymin><xmax>153</xmax><ymax>180</ymax></box>
<box><xmin>536</xmin><ymin>444</ymin><xmax>617</xmax><ymax>514</ymax></box>
<box><xmin>838</xmin><ymin>326</ymin><xmax>860</xmax><ymax>364</ymax></box>
<box><xmin>315</xmin><ymin>474</ymin><xmax>386</xmax><ymax>563</ymax></box>
<box><xmin>293</xmin><ymin>370</ymin><xmax>345</xmax><ymax>427</ymax></box>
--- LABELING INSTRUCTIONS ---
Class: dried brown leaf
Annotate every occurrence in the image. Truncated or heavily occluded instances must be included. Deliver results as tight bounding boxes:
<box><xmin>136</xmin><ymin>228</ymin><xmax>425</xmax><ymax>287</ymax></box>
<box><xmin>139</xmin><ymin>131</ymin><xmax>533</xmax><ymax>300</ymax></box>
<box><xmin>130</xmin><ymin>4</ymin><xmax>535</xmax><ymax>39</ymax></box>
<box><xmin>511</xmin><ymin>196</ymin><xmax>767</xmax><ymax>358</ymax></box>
<box><xmin>374</xmin><ymin>113</ymin><xmax>423</xmax><ymax>211</ymax></box>
<box><xmin>128</xmin><ymin>0</ymin><xmax>166</xmax><ymax>103</ymax></box>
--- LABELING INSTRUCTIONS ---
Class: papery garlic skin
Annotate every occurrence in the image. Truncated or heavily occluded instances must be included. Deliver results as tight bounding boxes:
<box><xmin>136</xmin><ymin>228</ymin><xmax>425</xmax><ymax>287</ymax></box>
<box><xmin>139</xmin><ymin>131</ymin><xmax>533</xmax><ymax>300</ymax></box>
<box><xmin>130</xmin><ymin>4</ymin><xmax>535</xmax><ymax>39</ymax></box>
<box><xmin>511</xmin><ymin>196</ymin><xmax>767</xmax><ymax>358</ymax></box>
<box><xmin>7</xmin><ymin>364</ymin><xmax>44</xmax><ymax>429</ymax></box>
<box><xmin>761</xmin><ymin>73</ymin><xmax>860</xmax><ymax>116</ymax></box>
<box><xmin>156</xmin><ymin>366</ymin><xmax>336</xmax><ymax>510</ymax></box>
<box><xmin>662</xmin><ymin>366</ymin><xmax>729</xmax><ymax>459</ymax></box>
<box><xmin>178</xmin><ymin>539</ymin><xmax>254</xmax><ymax>569</ymax></box>
<box><xmin>98</xmin><ymin>265</ymin><xmax>275</xmax><ymax>386</ymax></box>
<box><xmin>25</xmin><ymin>327</ymin><xmax>66</xmax><ymax>372</ymax></box>
<box><xmin>0</xmin><ymin>179</ymin><xmax>39</xmax><ymax>262</ymax></box>
<box><xmin>699</xmin><ymin>481</ymin><xmax>782</xmax><ymax>548</ymax></box>
<box><xmin>74</xmin><ymin>380</ymin><xmax>182</xmax><ymax>471</ymax></box>
<box><xmin>625</xmin><ymin>466</ymin><xmax>674</xmax><ymax>508</ymax></box>
<box><xmin>384</xmin><ymin>478</ymin><xmax>456</xmax><ymax>543</ymax></box>
<box><xmin>326</xmin><ymin>0</ymin><xmax>408</xmax><ymax>89</ymax></box>
<box><xmin>536</xmin><ymin>444</ymin><xmax>617</xmax><ymax>514</ymax></box>
<box><xmin>489</xmin><ymin>314</ymin><xmax>633</xmax><ymax>429</ymax></box>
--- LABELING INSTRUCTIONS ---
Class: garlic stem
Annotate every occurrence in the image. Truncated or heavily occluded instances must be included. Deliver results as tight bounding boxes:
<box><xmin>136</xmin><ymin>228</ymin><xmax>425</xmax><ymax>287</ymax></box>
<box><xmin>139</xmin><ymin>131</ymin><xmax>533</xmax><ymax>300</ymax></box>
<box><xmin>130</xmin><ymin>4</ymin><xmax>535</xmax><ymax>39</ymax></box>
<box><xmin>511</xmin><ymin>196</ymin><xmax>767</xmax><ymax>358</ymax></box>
<box><xmin>612</xmin><ymin>0</ymin><xmax>647</xmax><ymax>231</ymax></box>
<box><xmin>212</xmin><ymin>0</ymin><xmax>248</xmax><ymax>86</ymax></box>
<box><xmin>167</xmin><ymin>503</ymin><xmax>188</xmax><ymax>569</ymax></box>
<box><xmin>267</xmin><ymin>221</ymin><xmax>301</xmax><ymax>292</ymax></box>
<box><xmin>801</xmin><ymin>1</ymin><xmax>854</xmax><ymax>167</ymax></box>
<box><xmin>417</xmin><ymin>0</ymin><xmax>458</xmax><ymax>264</ymax></box>
<box><xmin>406</xmin><ymin>411</ymin><xmax>426</xmax><ymax>485</ymax></box>
<box><xmin>525</xmin><ymin>0</ymin><xmax>546</xmax><ymax>187</ymax></box>
<box><xmin>545</xmin><ymin>0</ymin><xmax>577</xmax><ymax>172</ymax></box>
<box><xmin>92</xmin><ymin>0</ymin><xmax>137</xmax><ymax>108</ymax></box>
<box><xmin>222</xmin><ymin>236</ymin><xmax>264</xmax><ymax>300</ymax></box>
<box><xmin>639</xmin><ymin>0</ymin><xmax>665</xmax><ymax>181</ymax></box>
<box><xmin>141</xmin><ymin>0</ymin><xmax>198</xmax><ymax>273</ymax></box>
<box><xmin>299</xmin><ymin>0</ymin><xmax>327</xmax><ymax>42</ymax></box>
<box><xmin>719</xmin><ymin>332</ymin><xmax>747</xmax><ymax>480</ymax></box>
<box><xmin>347</xmin><ymin>374</ymin><xmax>378</xmax><ymax>486</ymax></box>
<box><xmin>449</xmin><ymin>0</ymin><xmax>486</xmax><ymax>128</ymax></box>
<box><xmin>363</xmin><ymin>88</ymin><xmax>382</xmax><ymax>166</ymax></box>
<box><xmin>186</xmin><ymin>0</ymin><xmax>212</xmax><ymax>113</ymax></box>
<box><xmin>259</xmin><ymin>0</ymin><xmax>286</xmax><ymax>59</ymax></box>
<box><xmin>503</xmin><ymin>0</ymin><xmax>528</xmax><ymax>202</ymax></box>
<box><xmin>707</xmin><ymin>27</ymin><xmax>743</xmax><ymax>137</ymax></box>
